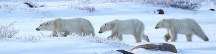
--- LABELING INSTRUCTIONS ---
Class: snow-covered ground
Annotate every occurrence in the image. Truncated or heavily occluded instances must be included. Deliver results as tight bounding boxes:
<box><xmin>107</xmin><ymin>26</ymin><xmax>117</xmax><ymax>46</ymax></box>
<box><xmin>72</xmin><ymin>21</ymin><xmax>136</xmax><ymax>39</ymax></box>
<box><xmin>0</xmin><ymin>0</ymin><xmax>216</xmax><ymax>54</ymax></box>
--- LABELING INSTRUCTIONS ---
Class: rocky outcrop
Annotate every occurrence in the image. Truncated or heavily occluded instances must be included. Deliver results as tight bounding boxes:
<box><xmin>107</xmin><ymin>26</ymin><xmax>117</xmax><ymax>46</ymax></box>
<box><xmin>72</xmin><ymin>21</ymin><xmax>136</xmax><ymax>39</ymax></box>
<box><xmin>116</xmin><ymin>50</ymin><xmax>133</xmax><ymax>54</ymax></box>
<box><xmin>131</xmin><ymin>43</ymin><xmax>177</xmax><ymax>53</ymax></box>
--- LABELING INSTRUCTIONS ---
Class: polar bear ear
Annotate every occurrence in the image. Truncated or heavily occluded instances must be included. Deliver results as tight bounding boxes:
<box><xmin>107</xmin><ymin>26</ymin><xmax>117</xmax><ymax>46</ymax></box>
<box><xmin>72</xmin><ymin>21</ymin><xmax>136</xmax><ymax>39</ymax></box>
<box><xmin>104</xmin><ymin>23</ymin><xmax>106</xmax><ymax>26</ymax></box>
<box><xmin>162</xmin><ymin>19</ymin><xmax>167</xmax><ymax>21</ymax></box>
<box><xmin>46</xmin><ymin>22</ymin><xmax>49</xmax><ymax>25</ymax></box>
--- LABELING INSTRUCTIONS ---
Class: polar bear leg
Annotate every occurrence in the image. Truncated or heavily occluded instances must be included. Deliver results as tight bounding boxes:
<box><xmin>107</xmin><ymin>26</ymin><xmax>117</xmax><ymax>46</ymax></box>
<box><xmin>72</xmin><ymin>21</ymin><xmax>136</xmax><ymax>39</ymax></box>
<box><xmin>164</xmin><ymin>33</ymin><xmax>171</xmax><ymax>42</ymax></box>
<box><xmin>52</xmin><ymin>31</ymin><xmax>58</xmax><ymax>37</ymax></box>
<box><xmin>118</xmin><ymin>34</ymin><xmax>123</xmax><ymax>41</ymax></box>
<box><xmin>133</xmin><ymin>33</ymin><xmax>142</xmax><ymax>42</ymax></box>
<box><xmin>62</xmin><ymin>32</ymin><xmax>69</xmax><ymax>37</ymax></box>
<box><xmin>193</xmin><ymin>31</ymin><xmax>209</xmax><ymax>41</ymax></box>
<box><xmin>185</xmin><ymin>34</ymin><xmax>192</xmax><ymax>42</ymax></box>
<box><xmin>142</xmin><ymin>34</ymin><xmax>150</xmax><ymax>42</ymax></box>
<box><xmin>195</xmin><ymin>34</ymin><xmax>209</xmax><ymax>41</ymax></box>
<box><xmin>190</xmin><ymin>20</ymin><xmax>209</xmax><ymax>41</ymax></box>
<box><xmin>169</xmin><ymin>30</ymin><xmax>177</xmax><ymax>42</ymax></box>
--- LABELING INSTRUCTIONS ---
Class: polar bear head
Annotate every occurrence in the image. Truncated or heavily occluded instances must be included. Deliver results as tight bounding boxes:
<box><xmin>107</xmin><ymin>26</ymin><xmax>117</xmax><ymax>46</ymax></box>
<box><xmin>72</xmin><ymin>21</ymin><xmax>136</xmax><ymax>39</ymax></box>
<box><xmin>98</xmin><ymin>19</ymin><xmax>118</xmax><ymax>33</ymax></box>
<box><xmin>36</xmin><ymin>21</ymin><xmax>55</xmax><ymax>31</ymax></box>
<box><xmin>98</xmin><ymin>23</ymin><xmax>113</xmax><ymax>33</ymax></box>
<box><xmin>155</xmin><ymin>19</ymin><xmax>170</xmax><ymax>29</ymax></box>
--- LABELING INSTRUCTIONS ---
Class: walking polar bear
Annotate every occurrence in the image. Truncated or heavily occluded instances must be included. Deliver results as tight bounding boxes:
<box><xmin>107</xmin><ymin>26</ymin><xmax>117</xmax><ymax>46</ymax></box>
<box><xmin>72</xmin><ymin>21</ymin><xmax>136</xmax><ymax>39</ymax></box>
<box><xmin>98</xmin><ymin>19</ymin><xmax>150</xmax><ymax>42</ymax></box>
<box><xmin>36</xmin><ymin>18</ymin><xmax>95</xmax><ymax>37</ymax></box>
<box><xmin>155</xmin><ymin>18</ymin><xmax>209</xmax><ymax>42</ymax></box>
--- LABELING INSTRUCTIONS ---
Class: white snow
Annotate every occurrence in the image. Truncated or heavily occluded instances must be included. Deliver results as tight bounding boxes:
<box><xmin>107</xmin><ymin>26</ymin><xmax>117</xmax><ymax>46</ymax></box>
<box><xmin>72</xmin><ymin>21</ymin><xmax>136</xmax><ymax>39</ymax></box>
<box><xmin>0</xmin><ymin>0</ymin><xmax>216</xmax><ymax>54</ymax></box>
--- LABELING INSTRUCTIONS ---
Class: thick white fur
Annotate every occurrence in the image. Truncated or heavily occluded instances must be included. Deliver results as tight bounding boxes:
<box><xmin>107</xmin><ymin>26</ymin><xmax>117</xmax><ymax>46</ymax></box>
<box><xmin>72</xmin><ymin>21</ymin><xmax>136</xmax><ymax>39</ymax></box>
<box><xmin>98</xmin><ymin>19</ymin><xmax>150</xmax><ymax>42</ymax></box>
<box><xmin>155</xmin><ymin>18</ymin><xmax>209</xmax><ymax>42</ymax></box>
<box><xmin>36</xmin><ymin>18</ymin><xmax>95</xmax><ymax>37</ymax></box>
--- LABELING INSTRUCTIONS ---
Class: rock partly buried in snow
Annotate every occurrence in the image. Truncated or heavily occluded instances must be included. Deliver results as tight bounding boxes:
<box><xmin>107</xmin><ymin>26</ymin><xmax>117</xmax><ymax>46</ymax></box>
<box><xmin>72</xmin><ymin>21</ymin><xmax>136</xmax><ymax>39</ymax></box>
<box><xmin>116</xmin><ymin>50</ymin><xmax>133</xmax><ymax>54</ymax></box>
<box><xmin>131</xmin><ymin>43</ymin><xmax>177</xmax><ymax>53</ymax></box>
<box><xmin>210</xmin><ymin>9</ymin><xmax>215</xmax><ymax>11</ymax></box>
<box><xmin>157</xmin><ymin>9</ymin><xmax>164</xmax><ymax>14</ymax></box>
<box><xmin>101</xmin><ymin>50</ymin><xmax>133</xmax><ymax>54</ymax></box>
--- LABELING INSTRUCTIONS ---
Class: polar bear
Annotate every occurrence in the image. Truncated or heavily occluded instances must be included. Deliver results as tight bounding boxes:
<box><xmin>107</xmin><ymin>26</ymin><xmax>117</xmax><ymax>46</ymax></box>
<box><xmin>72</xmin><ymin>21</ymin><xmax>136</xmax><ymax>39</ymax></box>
<box><xmin>98</xmin><ymin>19</ymin><xmax>150</xmax><ymax>42</ymax></box>
<box><xmin>155</xmin><ymin>18</ymin><xmax>209</xmax><ymax>42</ymax></box>
<box><xmin>36</xmin><ymin>18</ymin><xmax>95</xmax><ymax>37</ymax></box>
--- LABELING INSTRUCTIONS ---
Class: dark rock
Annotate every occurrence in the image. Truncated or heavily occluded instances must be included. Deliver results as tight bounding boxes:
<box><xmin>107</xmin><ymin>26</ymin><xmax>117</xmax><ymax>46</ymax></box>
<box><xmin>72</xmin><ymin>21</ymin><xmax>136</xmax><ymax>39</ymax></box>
<box><xmin>131</xmin><ymin>43</ymin><xmax>177</xmax><ymax>53</ymax></box>
<box><xmin>210</xmin><ymin>9</ymin><xmax>215</xmax><ymax>11</ymax></box>
<box><xmin>116</xmin><ymin>50</ymin><xmax>133</xmax><ymax>54</ymax></box>
<box><xmin>24</xmin><ymin>2</ymin><xmax>37</xmax><ymax>8</ymax></box>
<box><xmin>157</xmin><ymin>9</ymin><xmax>164</xmax><ymax>14</ymax></box>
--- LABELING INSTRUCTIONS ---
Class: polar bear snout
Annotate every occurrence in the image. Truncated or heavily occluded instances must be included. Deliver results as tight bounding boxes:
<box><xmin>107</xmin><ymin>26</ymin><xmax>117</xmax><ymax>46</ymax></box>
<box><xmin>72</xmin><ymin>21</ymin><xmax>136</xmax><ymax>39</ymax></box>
<box><xmin>98</xmin><ymin>31</ymin><xmax>102</xmax><ymax>33</ymax></box>
<box><xmin>98</xmin><ymin>28</ymin><xmax>103</xmax><ymax>33</ymax></box>
<box><xmin>155</xmin><ymin>27</ymin><xmax>159</xmax><ymax>29</ymax></box>
<box><xmin>36</xmin><ymin>28</ymin><xmax>40</xmax><ymax>31</ymax></box>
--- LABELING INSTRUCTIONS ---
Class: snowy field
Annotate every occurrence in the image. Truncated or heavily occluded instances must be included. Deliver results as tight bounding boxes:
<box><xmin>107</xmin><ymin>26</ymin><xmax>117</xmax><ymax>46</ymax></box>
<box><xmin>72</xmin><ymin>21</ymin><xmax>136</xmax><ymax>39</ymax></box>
<box><xmin>0</xmin><ymin>0</ymin><xmax>216</xmax><ymax>54</ymax></box>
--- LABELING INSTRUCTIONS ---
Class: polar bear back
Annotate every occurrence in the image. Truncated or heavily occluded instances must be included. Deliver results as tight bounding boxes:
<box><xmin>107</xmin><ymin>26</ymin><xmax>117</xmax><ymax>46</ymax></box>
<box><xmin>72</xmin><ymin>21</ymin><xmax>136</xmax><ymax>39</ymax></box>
<box><xmin>167</xmin><ymin>18</ymin><xmax>204</xmax><ymax>35</ymax></box>
<box><xmin>56</xmin><ymin>18</ymin><xmax>82</xmax><ymax>33</ymax></box>
<box><xmin>55</xmin><ymin>18</ymin><xmax>95</xmax><ymax>35</ymax></box>
<box><xmin>114</xmin><ymin>19</ymin><xmax>144</xmax><ymax>34</ymax></box>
